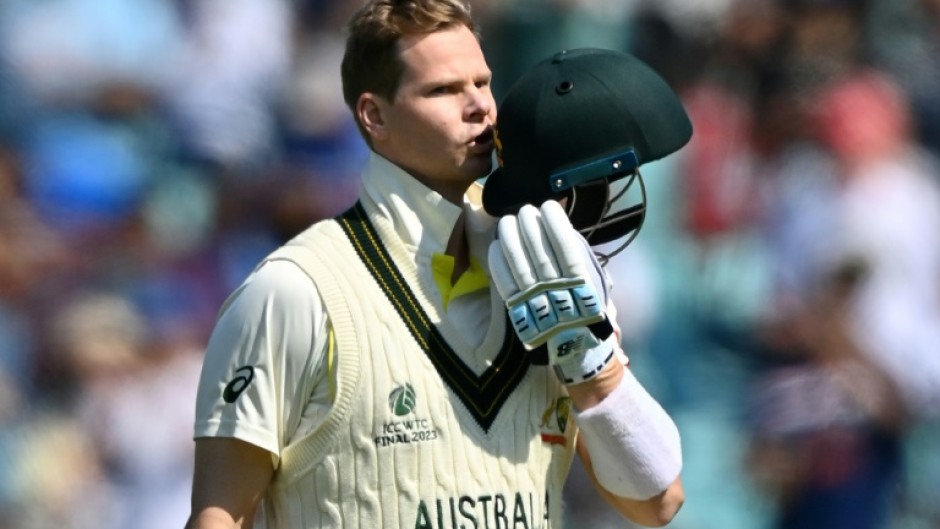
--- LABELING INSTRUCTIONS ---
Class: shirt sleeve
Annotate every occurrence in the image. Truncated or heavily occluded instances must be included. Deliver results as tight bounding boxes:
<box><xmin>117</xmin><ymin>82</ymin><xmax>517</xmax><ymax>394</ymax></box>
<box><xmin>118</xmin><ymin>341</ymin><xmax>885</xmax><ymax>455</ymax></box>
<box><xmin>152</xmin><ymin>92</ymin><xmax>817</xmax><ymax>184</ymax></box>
<box><xmin>193</xmin><ymin>259</ymin><xmax>331</xmax><ymax>463</ymax></box>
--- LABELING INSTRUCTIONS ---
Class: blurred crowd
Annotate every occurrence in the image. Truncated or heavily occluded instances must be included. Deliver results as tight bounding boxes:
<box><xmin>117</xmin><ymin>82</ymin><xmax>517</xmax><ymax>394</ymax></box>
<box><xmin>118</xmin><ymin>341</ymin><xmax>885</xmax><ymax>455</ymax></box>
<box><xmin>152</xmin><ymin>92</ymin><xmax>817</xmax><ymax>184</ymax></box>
<box><xmin>0</xmin><ymin>0</ymin><xmax>938</xmax><ymax>528</ymax></box>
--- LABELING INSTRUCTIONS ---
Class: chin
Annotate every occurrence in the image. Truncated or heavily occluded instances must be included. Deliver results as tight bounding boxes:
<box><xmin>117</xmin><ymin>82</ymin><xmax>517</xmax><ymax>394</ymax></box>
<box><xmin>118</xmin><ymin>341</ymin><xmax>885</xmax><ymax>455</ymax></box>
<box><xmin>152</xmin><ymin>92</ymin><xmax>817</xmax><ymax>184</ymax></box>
<box><xmin>465</xmin><ymin>155</ymin><xmax>494</xmax><ymax>179</ymax></box>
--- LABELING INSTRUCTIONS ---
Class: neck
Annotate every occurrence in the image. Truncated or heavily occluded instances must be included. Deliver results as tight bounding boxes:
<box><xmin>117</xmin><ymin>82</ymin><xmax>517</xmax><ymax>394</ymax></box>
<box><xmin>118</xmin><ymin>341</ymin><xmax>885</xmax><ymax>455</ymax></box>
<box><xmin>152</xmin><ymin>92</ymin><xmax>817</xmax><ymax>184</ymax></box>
<box><xmin>445</xmin><ymin>212</ymin><xmax>470</xmax><ymax>284</ymax></box>
<box><xmin>434</xmin><ymin>181</ymin><xmax>469</xmax><ymax>206</ymax></box>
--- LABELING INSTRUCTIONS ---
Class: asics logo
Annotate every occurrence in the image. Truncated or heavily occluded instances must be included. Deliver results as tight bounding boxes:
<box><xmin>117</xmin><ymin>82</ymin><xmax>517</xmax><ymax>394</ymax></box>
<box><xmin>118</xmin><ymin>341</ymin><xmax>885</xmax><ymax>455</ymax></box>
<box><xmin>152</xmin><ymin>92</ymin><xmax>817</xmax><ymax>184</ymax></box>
<box><xmin>223</xmin><ymin>366</ymin><xmax>255</xmax><ymax>403</ymax></box>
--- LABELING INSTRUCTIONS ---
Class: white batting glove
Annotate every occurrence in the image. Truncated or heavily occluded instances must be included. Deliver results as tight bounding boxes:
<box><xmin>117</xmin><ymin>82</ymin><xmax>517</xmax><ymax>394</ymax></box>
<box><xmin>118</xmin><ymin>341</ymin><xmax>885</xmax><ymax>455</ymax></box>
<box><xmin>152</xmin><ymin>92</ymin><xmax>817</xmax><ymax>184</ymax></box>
<box><xmin>489</xmin><ymin>201</ymin><xmax>618</xmax><ymax>384</ymax></box>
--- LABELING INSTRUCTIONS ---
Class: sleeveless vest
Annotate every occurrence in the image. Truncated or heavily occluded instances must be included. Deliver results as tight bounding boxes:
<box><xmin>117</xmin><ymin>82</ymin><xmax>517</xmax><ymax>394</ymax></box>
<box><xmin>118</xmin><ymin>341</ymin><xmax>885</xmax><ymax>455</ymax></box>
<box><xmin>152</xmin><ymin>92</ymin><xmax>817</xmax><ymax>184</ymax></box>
<box><xmin>260</xmin><ymin>202</ymin><xmax>578</xmax><ymax>529</ymax></box>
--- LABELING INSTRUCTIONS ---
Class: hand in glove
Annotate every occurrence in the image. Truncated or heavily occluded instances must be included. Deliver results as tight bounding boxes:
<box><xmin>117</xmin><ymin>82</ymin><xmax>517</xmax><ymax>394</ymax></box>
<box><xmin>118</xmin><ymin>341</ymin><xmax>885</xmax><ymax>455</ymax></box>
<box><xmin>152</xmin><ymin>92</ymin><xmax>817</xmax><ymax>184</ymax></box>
<box><xmin>488</xmin><ymin>201</ymin><xmax>619</xmax><ymax>384</ymax></box>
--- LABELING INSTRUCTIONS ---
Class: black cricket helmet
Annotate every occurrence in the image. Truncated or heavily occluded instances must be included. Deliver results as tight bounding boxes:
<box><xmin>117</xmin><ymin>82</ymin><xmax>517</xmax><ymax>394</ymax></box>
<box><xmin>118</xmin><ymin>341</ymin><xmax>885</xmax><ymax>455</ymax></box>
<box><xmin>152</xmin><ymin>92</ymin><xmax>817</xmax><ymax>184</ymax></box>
<box><xmin>482</xmin><ymin>48</ymin><xmax>692</xmax><ymax>261</ymax></box>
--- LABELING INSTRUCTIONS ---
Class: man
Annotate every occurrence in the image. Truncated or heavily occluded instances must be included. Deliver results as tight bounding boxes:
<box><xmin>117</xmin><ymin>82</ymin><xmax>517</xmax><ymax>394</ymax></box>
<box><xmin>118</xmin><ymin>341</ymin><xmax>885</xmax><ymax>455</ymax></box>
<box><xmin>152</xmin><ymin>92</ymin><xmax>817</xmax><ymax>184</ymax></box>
<box><xmin>186</xmin><ymin>1</ymin><xmax>685</xmax><ymax>528</ymax></box>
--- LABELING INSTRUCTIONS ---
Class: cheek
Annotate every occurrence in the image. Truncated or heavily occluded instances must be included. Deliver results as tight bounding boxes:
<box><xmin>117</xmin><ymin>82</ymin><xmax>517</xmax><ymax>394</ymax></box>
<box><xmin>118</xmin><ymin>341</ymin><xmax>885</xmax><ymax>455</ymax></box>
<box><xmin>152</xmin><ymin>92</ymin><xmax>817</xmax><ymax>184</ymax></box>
<box><xmin>416</xmin><ymin>99</ymin><xmax>465</xmax><ymax>130</ymax></box>
<box><xmin>400</xmin><ymin>106</ymin><xmax>444</xmax><ymax>134</ymax></box>
<box><xmin>428</xmin><ymin>107</ymin><xmax>464</xmax><ymax>136</ymax></box>
<box><xmin>420</xmin><ymin>117</ymin><xmax>463</xmax><ymax>154</ymax></box>
<box><xmin>391</xmin><ymin>100</ymin><xmax>466</xmax><ymax>153</ymax></box>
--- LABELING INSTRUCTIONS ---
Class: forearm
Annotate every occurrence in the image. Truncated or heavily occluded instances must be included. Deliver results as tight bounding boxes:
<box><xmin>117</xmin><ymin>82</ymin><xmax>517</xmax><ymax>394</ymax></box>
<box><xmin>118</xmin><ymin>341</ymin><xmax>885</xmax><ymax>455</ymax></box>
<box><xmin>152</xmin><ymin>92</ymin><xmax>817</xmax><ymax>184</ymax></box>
<box><xmin>186</xmin><ymin>508</ymin><xmax>251</xmax><ymax>529</ymax></box>
<box><xmin>187</xmin><ymin>438</ymin><xmax>272</xmax><ymax>529</ymax></box>
<box><xmin>571</xmin><ymin>359</ymin><xmax>683</xmax><ymax>502</ymax></box>
<box><xmin>578</xmin><ymin>445</ymin><xmax>685</xmax><ymax>528</ymax></box>
<box><xmin>486</xmin><ymin>200</ymin><xmax>684</xmax><ymax>522</ymax></box>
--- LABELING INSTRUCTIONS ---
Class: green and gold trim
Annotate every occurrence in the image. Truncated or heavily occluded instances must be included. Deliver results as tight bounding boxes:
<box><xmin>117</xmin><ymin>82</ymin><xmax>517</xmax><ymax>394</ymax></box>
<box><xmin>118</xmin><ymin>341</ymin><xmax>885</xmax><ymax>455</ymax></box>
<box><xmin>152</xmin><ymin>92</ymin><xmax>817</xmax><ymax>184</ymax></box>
<box><xmin>337</xmin><ymin>202</ymin><xmax>530</xmax><ymax>432</ymax></box>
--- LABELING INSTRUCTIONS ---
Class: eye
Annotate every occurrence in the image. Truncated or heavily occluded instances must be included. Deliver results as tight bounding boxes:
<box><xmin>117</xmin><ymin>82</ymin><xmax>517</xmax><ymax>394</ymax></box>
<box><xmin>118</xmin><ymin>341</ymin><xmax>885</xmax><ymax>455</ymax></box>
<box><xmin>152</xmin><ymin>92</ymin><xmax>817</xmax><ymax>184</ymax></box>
<box><xmin>429</xmin><ymin>85</ymin><xmax>454</xmax><ymax>96</ymax></box>
<box><xmin>475</xmin><ymin>79</ymin><xmax>490</xmax><ymax>89</ymax></box>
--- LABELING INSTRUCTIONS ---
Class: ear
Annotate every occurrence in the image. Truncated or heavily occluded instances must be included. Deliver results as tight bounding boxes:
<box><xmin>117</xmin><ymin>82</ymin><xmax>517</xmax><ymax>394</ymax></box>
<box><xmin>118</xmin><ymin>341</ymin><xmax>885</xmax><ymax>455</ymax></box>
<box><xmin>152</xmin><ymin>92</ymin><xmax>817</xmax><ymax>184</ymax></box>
<box><xmin>357</xmin><ymin>93</ymin><xmax>390</xmax><ymax>142</ymax></box>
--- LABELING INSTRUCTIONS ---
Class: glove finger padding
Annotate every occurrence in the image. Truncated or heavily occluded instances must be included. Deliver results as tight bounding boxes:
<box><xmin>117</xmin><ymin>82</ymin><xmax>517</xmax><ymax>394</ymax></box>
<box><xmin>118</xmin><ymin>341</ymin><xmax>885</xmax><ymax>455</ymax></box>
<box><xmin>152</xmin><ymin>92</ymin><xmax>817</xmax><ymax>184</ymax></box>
<box><xmin>489</xmin><ymin>201</ymin><xmax>607</xmax><ymax>350</ymax></box>
<box><xmin>517</xmin><ymin>205</ymin><xmax>561</xmax><ymax>282</ymax></box>
<box><xmin>541</xmin><ymin>202</ymin><xmax>605</xmax><ymax>320</ymax></box>
<box><xmin>489</xmin><ymin>208</ymin><xmax>559</xmax><ymax>345</ymax></box>
<box><xmin>540</xmin><ymin>201</ymin><xmax>590</xmax><ymax>279</ymax></box>
<box><xmin>488</xmin><ymin>241</ymin><xmax>518</xmax><ymax>303</ymax></box>
<box><xmin>494</xmin><ymin>214</ymin><xmax>537</xmax><ymax>293</ymax></box>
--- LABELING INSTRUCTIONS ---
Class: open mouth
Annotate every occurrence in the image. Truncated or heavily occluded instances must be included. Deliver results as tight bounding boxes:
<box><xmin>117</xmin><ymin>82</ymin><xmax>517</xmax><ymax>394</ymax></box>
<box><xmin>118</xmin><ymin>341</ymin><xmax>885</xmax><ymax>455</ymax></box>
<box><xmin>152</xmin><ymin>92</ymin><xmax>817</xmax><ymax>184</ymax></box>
<box><xmin>470</xmin><ymin>128</ymin><xmax>494</xmax><ymax>152</ymax></box>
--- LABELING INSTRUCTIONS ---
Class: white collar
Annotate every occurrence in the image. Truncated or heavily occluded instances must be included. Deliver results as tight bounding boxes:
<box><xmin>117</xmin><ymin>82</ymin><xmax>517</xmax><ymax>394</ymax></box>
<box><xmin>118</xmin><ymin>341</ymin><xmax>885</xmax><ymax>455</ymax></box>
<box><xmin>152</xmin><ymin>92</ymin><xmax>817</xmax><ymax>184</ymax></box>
<box><xmin>360</xmin><ymin>152</ymin><xmax>497</xmax><ymax>263</ymax></box>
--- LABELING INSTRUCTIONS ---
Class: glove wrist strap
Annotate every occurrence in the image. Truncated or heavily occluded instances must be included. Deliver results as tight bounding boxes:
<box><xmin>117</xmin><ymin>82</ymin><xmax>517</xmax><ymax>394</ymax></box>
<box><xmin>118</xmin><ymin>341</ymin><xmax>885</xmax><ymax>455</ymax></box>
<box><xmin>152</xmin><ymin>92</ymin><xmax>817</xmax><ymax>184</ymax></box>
<box><xmin>548</xmin><ymin>329</ymin><xmax>617</xmax><ymax>385</ymax></box>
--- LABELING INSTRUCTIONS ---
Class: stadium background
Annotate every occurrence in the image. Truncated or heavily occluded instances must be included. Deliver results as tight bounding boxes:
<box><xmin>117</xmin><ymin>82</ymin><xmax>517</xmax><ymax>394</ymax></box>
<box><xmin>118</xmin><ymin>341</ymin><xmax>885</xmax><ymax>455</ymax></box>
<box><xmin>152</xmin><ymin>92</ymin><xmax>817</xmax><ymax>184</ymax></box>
<box><xmin>0</xmin><ymin>0</ymin><xmax>938</xmax><ymax>527</ymax></box>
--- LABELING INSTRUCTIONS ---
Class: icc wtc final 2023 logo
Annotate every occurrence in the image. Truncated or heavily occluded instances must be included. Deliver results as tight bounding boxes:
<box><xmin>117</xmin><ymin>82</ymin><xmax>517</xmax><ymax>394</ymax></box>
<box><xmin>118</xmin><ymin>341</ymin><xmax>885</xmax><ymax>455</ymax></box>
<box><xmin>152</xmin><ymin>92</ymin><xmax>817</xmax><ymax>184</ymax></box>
<box><xmin>388</xmin><ymin>383</ymin><xmax>417</xmax><ymax>416</ymax></box>
<box><xmin>376</xmin><ymin>384</ymin><xmax>439</xmax><ymax>447</ymax></box>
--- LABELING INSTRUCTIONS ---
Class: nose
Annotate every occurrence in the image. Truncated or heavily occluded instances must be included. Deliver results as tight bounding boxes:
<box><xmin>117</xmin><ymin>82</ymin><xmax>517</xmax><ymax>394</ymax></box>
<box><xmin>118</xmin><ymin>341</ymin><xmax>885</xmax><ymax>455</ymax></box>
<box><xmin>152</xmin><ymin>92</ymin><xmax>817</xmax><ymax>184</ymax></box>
<box><xmin>467</xmin><ymin>87</ymin><xmax>495</xmax><ymax>122</ymax></box>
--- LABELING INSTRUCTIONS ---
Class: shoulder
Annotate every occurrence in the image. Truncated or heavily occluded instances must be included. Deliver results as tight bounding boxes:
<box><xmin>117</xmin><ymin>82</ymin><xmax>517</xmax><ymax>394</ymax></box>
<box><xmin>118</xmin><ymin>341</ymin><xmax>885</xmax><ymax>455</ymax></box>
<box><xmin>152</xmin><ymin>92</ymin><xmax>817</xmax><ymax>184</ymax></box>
<box><xmin>205</xmin><ymin>258</ymin><xmax>329</xmax><ymax>380</ymax></box>
<box><xmin>242</xmin><ymin>259</ymin><xmax>320</xmax><ymax>305</ymax></box>
<box><xmin>218</xmin><ymin>259</ymin><xmax>325</xmax><ymax>328</ymax></box>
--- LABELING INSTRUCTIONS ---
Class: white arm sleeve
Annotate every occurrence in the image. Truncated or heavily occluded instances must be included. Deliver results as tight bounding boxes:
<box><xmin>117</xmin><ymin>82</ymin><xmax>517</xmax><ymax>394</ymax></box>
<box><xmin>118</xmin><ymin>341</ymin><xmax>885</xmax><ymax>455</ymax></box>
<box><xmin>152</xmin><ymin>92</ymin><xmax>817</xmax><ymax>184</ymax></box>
<box><xmin>193</xmin><ymin>259</ymin><xmax>332</xmax><ymax>465</ymax></box>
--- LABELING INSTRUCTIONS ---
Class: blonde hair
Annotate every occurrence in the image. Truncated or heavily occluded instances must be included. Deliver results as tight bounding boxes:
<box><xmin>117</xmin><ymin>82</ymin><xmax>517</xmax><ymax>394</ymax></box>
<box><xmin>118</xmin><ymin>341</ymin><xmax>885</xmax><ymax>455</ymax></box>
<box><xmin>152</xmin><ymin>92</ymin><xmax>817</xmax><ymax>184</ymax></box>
<box><xmin>341</xmin><ymin>0</ymin><xmax>478</xmax><ymax>140</ymax></box>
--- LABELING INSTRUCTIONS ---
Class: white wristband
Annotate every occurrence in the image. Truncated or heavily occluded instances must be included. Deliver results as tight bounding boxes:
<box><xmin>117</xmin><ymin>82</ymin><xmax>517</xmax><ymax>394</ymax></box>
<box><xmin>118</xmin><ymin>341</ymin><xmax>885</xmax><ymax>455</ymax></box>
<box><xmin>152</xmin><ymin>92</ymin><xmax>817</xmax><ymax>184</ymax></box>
<box><xmin>575</xmin><ymin>367</ymin><xmax>682</xmax><ymax>500</ymax></box>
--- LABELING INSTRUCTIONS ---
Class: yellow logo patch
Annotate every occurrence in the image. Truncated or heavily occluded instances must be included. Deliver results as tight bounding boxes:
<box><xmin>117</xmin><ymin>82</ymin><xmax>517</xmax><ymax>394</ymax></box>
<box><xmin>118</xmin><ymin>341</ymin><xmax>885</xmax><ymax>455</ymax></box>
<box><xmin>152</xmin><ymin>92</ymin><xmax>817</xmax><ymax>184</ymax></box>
<box><xmin>539</xmin><ymin>397</ymin><xmax>571</xmax><ymax>446</ymax></box>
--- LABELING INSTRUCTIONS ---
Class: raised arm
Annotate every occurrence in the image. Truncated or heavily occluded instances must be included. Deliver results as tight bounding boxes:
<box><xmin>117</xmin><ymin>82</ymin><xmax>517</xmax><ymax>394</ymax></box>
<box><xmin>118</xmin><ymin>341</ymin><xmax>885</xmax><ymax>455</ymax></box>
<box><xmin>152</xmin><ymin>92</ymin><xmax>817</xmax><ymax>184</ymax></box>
<box><xmin>488</xmin><ymin>201</ymin><xmax>684</xmax><ymax>527</ymax></box>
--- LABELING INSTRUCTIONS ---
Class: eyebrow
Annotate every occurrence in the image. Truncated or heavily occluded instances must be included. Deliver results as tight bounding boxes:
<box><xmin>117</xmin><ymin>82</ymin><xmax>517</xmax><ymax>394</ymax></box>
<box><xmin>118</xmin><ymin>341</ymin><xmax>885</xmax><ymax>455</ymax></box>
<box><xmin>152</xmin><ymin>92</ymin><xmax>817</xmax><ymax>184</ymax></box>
<box><xmin>417</xmin><ymin>70</ymin><xmax>492</xmax><ymax>88</ymax></box>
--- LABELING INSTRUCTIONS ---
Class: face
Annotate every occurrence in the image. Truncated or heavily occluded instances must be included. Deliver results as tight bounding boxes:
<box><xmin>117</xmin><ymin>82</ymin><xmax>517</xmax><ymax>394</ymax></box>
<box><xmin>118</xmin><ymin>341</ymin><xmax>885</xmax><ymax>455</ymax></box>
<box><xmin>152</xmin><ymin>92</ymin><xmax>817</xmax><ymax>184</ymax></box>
<box><xmin>359</xmin><ymin>25</ymin><xmax>496</xmax><ymax>203</ymax></box>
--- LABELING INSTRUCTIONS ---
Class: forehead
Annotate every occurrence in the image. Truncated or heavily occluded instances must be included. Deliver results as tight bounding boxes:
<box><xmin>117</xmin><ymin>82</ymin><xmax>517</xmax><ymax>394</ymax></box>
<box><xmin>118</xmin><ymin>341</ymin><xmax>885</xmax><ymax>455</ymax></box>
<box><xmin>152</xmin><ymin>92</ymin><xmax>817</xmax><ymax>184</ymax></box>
<box><xmin>396</xmin><ymin>25</ymin><xmax>489</xmax><ymax>84</ymax></box>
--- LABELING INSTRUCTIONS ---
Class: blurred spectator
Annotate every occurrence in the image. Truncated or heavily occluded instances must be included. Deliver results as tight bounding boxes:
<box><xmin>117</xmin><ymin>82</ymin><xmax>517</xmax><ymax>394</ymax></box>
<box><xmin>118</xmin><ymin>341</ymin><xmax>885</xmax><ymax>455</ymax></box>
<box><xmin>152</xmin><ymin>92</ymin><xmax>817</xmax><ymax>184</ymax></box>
<box><xmin>0</xmin><ymin>1</ymin><xmax>938</xmax><ymax>528</ymax></box>
<box><xmin>869</xmin><ymin>0</ymin><xmax>940</xmax><ymax>158</ymax></box>
<box><xmin>0</xmin><ymin>141</ymin><xmax>71</xmax><ymax>405</ymax></box>
<box><xmin>0</xmin><ymin>411</ymin><xmax>115</xmax><ymax>529</ymax></box>
<box><xmin>0</xmin><ymin>0</ymin><xmax>181</xmax><ymax>105</ymax></box>
<box><xmin>476</xmin><ymin>0</ymin><xmax>639</xmax><ymax>98</ymax></box>
<box><xmin>747</xmin><ymin>261</ymin><xmax>908</xmax><ymax>529</ymax></box>
<box><xmin>22</xmin><ymin>114</ymin><xmax>153</xmax><ymax>239</ymax></box>
<box><xmin>273</xmin><ymin>0</ymin><xmax>368</xmax><ymax>226</ymax></box>
<box><xmin>0</xmin><ymin>143</ymin><xmax>72</xmax><ymax>305</ymax></box>
<box><xmin>160</xmin><ymin>0</ymin><xmax>292</xmax><ymax>172</ymax></box>
<box><xmin>51</xmin><ymin>291</ymin><xmax>201</xmax><ymax>529</ymax></box>
<box><xmin>748</xmin><ymin>68</ymin><xmax>940</xmax><ymax>529</ymax></box>
<box><xmin>811</xmin><ymin>70</ymin><xmax>940</xmax><ymax>419</ymax></box>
